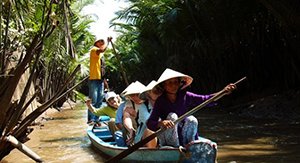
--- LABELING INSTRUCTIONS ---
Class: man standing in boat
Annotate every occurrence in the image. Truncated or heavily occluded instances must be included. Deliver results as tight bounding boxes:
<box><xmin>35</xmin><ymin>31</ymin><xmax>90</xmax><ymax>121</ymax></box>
<box><xmin>88</xmin><ymin>36</ymin><xmax>112</xmax><ymax>124</ymax></box>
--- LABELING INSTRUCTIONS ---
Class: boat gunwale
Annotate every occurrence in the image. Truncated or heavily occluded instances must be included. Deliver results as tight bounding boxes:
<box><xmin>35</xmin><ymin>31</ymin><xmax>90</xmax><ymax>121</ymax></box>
<box><xmin>87</xmin><ymin>126</ymin><xmax>181</xmax><ymax>152</ymax></box>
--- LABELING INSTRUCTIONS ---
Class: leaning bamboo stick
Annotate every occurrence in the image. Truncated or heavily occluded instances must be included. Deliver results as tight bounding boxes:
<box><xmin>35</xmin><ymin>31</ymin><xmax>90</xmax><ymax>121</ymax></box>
<box><xmin>5</xmin><ymin>135</ymin><xmax>43</xmax><ymax>162</ymax></box>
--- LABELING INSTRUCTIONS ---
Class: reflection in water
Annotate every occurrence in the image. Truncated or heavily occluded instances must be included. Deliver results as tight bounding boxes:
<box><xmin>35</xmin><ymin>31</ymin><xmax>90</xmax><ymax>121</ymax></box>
<box><xmin>2</xmin><ymin>105</ymin><xmax>300</xmax><ymax>163</ymax></box>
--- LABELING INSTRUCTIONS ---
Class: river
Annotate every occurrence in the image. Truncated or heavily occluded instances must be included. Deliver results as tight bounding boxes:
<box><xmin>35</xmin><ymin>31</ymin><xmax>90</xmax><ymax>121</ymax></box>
<box><xmin>2</xmin><ymin>104</ymin><xmax>300</xmax><ymax>163</ymax></box>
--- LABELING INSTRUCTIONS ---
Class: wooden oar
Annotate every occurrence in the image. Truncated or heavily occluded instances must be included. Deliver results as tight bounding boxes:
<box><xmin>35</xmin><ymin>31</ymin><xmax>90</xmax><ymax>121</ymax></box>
<box><xmin>109</xmin><ymin>39</ymin><xmax>129</xmax><ymax>86</ymax></box>
<box><xmin>105</xmin><ymin>77</ymin><xmax>247</xmax><ymax>163</ymax></box>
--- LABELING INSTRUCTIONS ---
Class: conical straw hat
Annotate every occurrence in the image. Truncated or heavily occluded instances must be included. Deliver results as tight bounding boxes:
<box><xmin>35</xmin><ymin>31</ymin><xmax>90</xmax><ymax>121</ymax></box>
<box><xmin>139</xmin><ymin>80</ymin><xmax>157</xmax><ymax>100</ymax></box>
<box><xmin>120</xmin><ymin>82</ymin><xmax>135</xmax><ymax>97</ymax></box>
<box><xmin>122</xmin><ymin>81</ymin><xmax>146</xmax><ymax>97</ymax></box>
<box><xmin>155</xmin><ymin>68</ymin><xmax>193</xmax><ymax>90</ymax></box>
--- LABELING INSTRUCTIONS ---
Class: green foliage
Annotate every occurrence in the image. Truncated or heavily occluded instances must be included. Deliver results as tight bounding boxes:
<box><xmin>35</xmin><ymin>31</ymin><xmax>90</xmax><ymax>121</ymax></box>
<box><xmin>109</xmin><ymin>0</ymin><xmax>300</xmax><ymax>95</ymax></box>
<box><xmin>0</xmin><ymin>0</ymin><xmax>96</xmax><ymax>159</ymax></box>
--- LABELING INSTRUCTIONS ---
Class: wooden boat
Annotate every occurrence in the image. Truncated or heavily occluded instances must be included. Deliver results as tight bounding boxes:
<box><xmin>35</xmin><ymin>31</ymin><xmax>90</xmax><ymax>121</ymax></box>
<box><xmin>87</xmin><ymin>119</ymin><xmax>217</xmax><ymax>162</ymax></box>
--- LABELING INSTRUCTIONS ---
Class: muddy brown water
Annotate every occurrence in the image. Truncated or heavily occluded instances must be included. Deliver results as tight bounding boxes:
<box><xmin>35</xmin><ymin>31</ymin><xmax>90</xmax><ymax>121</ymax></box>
<box><xmin>2</xmin><ymin>104</ymin><xmax>300</xmax><ymax>163</ymax></box>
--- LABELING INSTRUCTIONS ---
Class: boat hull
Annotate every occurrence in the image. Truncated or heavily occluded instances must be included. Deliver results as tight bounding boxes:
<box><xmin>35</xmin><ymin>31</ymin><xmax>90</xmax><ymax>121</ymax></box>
<box><xmin>87</xmin><ymin>125</ymin><xmax>217</xmax><ymax>162</ymax></box>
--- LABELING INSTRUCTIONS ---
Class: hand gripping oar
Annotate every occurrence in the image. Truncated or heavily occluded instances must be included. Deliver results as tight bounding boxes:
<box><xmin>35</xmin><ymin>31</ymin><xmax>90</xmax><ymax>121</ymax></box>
<box><xmin>106</xmin><ymin>77</ymin><xmax>247</xmax><ymax>163</ymax></box>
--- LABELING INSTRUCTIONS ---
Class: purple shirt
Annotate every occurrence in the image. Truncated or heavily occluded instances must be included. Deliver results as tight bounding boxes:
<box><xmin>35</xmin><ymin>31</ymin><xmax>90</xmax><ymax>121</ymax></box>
<box><xmin>146</xmin><ymin>90</ymin><xmax>213</xmax><ymax>131</ymax></box>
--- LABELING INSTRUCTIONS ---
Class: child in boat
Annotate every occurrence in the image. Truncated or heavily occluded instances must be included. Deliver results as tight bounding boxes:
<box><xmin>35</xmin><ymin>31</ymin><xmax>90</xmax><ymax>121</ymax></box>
<box><xmin>122</xmin><ymin>81</ymin><xmax>156</xmax><ymax>148</ymax></box>
<box><xmin>146</xmin><ymin>68</ymin><xmax>236</xmax><ymax>147</ymax></box>
<box><xmin>86</xmin><ymin>91</ymin><xmax>121</xmax><ymax>135</ymax></box>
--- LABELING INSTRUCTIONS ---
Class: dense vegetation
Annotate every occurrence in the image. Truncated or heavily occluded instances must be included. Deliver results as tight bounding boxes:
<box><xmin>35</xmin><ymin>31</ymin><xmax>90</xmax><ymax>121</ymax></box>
<box><xmin>107</xmin><ymin>0</ymin><xmax>300</xmax><ymax>101</ymax></box>
<box><xmin>0</xmin><ymin>0</ymin><xmax>95</xmax><ymax>159</ymax></box>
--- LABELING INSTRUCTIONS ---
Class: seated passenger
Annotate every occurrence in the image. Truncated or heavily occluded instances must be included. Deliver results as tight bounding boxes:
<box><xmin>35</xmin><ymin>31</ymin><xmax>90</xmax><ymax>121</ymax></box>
<box><xmin>86</xmin><ymin>91</ymin><xmax>121</xmax><ymax>135</ymax></box>
<box><xmin>146</xmin><ymin>68</ymin><xmax>236</xmax><ymax>147</ymax></box>
<box><xmin>138</xmin><ymin>80</ymin><xmax>163</xmax><ymax>148</ymax></box>
<box><xmin>113</xmin><ymin>82</ymin><xmax>137</xmax><ymax>147</ymax></box>
<box><xmin>122</xmin><ymin>81</ymin><xmax>156</xmax><ymax>148</ymax></box>
<box><xmin>115</xmin><ymin>82</ymin><xmax>135</xmax><ymax>130</ymax></box>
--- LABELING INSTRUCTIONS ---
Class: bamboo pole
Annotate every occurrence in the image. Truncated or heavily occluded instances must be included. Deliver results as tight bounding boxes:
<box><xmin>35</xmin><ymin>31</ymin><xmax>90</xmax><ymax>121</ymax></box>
<box><xmin>5</xmin><ymin>135</ymin><xmax>43</xmax><ymax>162</ymax></box>
<box><xmin>109</xmin><ymin>40</ymin><xmax>129</xmax><ymax>86</ymax></box>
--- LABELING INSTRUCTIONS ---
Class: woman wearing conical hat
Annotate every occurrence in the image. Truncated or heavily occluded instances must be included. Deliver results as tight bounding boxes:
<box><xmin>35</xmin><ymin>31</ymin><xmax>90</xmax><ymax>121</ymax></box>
<box><xmin>122</xmin><ymin>81</ymin><xmax>158</xmax><ymax>148</ymax></box>
<box><xmin>114</xmin><ymin>81</ymin><xmax>136</xmax><ymax>131</ymax></box>
<box><xmin>146</xmin><ymin>68</ymin><xmax>236</xmax><ymax>147</ymax></box>
<box><xmin>137</xmin><ymin>80</ymin><xmax>163</xmax><ymax>148</ymax></box>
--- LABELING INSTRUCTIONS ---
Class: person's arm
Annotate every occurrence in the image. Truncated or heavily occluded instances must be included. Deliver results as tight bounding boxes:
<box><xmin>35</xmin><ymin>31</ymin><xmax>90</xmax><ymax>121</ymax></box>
<box><xmin>86</xmin><ymin>99</ymin><xmax>106</xmax><ymax>116</ymax></box>
<box><xmin>186</xmin><ymin>91</ymin><xmax>216</xmax><ymax>108</ymax></box>
<box><xmin>86</xmin><ymin>99</ymin><xmax>97</xmax><ymax>114</ymax></box>
<box><xmin>97</xmin><ymin>37</ymin><xmax>112</xmax><ymax>53</ymax></box>
<box><xmin>91</xmin><ymin>46</ymin><xmax>105</xmax><ymax>55</ymax></box>
<box><xmin>186</xmin><ymin>83</ymin><xmax>236</xmax><ymax>108</ymax></box>
<box><xmin>120</xmin><ymin>101</ymin><xmax>135</xmax><ymax>130</ymax></box>
<box><xmin>123</xmin><ymin>107</ymin><xmax>136</xmax><ymax>132</ymax></box>
<box><xmin>115</xmin><ymin>102</ymin><xmax>125</xmax><ymax>130</ymax></box>
<box><xmin>146</xmin><ymin>102</ymin><xmax>161</xmax><ymax>131</ymax></box>
<box><xmin>123</xmin><ymin>102</ymin><xmax>136</xmax><ymax>145</ymax></box>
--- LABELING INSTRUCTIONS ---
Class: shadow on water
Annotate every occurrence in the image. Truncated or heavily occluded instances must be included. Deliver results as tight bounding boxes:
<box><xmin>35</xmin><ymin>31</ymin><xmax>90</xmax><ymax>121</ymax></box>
<box><xmin>2</xmin><ymin>104</ymin><xmax>300</xmax><ymax>163</ymax></box>
<box><xmin>41</xmin><ymin>136</ymin><xmax>85</xmax><ymax>143</ymax></box>
<box><xmin>45</xmin><ymin>115</ymin><xmax>85</xmax><ymax>121</ymax></box>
